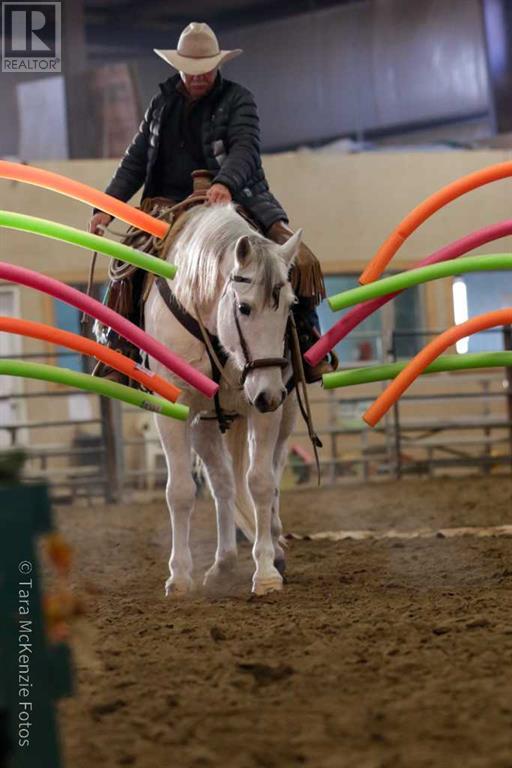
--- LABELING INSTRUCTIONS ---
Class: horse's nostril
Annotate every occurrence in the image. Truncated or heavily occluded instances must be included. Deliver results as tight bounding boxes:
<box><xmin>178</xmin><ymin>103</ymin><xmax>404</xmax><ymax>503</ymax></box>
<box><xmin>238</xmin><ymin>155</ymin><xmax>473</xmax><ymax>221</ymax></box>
<box><xmin>255</xmin><ymin>392</ymin><xmax>269</xmax><ymax>412</ymax></box>
<box><xmin>254</xmin><ymin>391</ymin><xmax>285</xmax><ymax>412</ymax></box>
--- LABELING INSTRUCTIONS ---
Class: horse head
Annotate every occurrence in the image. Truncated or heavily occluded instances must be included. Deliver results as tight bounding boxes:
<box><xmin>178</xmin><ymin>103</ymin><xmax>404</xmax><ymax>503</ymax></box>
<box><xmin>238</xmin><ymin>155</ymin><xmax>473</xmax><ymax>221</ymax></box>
<box><xmin>217</xmin><ymin>228</ymin><xmax>302</xmax><ymax>412</ymax></box>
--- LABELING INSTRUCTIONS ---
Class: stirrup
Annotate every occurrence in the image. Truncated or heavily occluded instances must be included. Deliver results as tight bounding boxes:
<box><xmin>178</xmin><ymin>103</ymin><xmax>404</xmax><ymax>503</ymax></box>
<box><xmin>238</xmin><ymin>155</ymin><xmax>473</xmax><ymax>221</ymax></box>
<box><xmin>91</xmin><ymin>359</ymin><xmax>130</xmax><ymax>386</ymax></box>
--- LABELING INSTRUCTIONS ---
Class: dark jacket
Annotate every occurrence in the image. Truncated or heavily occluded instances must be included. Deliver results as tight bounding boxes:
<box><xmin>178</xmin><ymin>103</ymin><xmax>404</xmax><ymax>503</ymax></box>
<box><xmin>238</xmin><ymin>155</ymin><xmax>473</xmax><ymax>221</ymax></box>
<box><xmin>102</xmin><ymin>72</ymin><xmax>288</xmax><ymax>231</ymax></box>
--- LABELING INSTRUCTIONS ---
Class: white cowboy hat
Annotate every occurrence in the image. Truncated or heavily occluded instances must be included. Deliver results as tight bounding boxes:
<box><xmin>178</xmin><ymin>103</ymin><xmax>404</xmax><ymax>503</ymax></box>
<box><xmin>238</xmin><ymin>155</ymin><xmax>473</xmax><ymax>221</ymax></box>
<box><xmin>154</xmin><ymin>22</ymin><xmax>242</xmax><ymax>76</ymax></box>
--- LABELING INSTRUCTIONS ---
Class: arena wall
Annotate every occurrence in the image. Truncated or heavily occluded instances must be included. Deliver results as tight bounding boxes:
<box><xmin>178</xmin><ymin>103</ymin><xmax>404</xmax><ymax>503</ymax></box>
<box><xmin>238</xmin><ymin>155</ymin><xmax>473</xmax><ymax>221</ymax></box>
<box><xmin>1</xmin><ymin>151</ymin><xmax>511</xmax><ymax>480</ymax></box>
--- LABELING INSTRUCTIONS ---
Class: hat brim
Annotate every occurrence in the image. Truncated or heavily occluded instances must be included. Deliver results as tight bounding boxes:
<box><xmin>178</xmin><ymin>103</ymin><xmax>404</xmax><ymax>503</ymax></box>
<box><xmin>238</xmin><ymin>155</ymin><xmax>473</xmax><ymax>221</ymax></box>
<box><xmin>153</xmin><ymin>48</ymin><xmax>242</xmax><ymax>75</ymax></box>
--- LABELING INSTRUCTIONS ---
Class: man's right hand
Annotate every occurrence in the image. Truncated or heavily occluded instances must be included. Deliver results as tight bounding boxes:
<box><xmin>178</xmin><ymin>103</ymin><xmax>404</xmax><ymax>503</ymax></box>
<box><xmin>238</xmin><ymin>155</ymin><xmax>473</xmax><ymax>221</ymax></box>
<box><xmin>89</xmin><ymin>212</ymin><xmax>113</xmax><ymax>236</ymax></box>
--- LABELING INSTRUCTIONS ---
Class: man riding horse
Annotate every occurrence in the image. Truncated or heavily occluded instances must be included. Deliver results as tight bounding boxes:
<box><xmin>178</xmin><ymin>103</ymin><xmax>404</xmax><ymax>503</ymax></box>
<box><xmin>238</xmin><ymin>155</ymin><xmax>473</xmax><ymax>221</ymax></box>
<box><xmin>89</xmin><ymin>22</ymin><xmax>336</xmax><ymax>382</ymax></box>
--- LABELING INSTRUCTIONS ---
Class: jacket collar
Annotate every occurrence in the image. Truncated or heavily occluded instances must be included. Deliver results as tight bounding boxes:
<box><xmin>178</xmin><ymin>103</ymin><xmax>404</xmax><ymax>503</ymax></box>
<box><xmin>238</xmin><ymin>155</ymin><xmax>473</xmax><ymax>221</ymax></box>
<box><xmin>158</xmin><ymin>71</ymin><xmax>224</xmax><ymax>100</ymax></box>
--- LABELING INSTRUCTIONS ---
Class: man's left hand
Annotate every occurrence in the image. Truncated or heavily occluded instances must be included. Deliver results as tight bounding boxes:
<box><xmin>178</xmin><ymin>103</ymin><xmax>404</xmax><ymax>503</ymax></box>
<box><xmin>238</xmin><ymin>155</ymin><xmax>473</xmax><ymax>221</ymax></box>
<box><xmin>207</xmin><ymin>183</ymin><xmax>232</xmax><ymax>204</ymax></box>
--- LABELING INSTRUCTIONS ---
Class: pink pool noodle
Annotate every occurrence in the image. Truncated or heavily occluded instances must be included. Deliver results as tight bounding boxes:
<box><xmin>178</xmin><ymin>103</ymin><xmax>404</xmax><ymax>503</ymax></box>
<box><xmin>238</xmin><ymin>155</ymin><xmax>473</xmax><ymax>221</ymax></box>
<box><xmin>305</xmin><ymin>220</ymin><xmax>512</xmax><ymax>367</ymax></box>
<box><xmin>0</xmin><ymin>262</ymin><xmax>218</xmax><ymax>399</ymax></box>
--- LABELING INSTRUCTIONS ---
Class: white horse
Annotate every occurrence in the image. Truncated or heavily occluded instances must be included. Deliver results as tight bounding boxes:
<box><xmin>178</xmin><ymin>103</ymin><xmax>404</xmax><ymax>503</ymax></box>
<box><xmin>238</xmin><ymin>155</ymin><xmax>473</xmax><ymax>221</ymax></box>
<box><xmin>144</xmin><ymin>204</ymin><xmax>302</xmax><ymax>596</ymax></box>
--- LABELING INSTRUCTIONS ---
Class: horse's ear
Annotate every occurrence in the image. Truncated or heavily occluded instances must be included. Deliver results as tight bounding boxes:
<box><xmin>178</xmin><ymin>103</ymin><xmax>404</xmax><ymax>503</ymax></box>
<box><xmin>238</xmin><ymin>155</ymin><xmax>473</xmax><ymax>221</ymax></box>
<box><xmin>235</xmin><ymin>235</ymin><xmax>251</xmax><ymax>266</ymax></box>
<box><xmin>279</xmin><ymin>228</ymin><xmax>303</xmax><ymax>266</ymax></box>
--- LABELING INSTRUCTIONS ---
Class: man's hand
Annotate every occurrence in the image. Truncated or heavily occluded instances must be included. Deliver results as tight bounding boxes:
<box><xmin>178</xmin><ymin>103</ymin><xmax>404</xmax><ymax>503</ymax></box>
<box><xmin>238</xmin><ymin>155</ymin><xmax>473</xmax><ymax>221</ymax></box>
<box><xmin>206</xmin><ymin>183</ymin><xmax>232</xmax><ymax>204</ymax></box>
<box><xmin>89</xmin><ymin>212</ymin><xmax>113</xmax><ymax>236</ymax></box>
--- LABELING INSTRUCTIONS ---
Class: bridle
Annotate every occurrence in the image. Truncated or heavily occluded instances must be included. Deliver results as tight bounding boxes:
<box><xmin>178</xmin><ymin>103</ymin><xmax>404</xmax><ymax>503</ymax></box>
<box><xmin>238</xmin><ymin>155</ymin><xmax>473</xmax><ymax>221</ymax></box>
<box><xmin>228</xmin><ymin>272</ymin><xmax>323</xmax><ymax>483</ymax></box>
<box><xmin>230</xmin><ymin>274</ymin><xmax>289</xmax><ymax>386</ymax></box>
<box><xmin>155</xmin><ymin>267</ymin><xmax>322</xmax><ymax>479</ymax></box>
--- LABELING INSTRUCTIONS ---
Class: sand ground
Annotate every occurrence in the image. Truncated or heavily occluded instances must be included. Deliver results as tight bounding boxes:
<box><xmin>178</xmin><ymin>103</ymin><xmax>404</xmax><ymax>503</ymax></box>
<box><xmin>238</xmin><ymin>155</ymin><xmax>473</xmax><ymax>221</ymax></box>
<box><xmin>58</xmin><ymin>475</ymin><xmax>512</xmax><ymax>768</ymax></box>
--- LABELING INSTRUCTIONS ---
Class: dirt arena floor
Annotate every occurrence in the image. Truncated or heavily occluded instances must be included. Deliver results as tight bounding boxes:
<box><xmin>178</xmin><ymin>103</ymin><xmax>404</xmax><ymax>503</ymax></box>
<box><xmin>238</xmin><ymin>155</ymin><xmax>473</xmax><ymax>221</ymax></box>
<box><xmin>58</xmin><ymin>475</ymin><xmax>512</xmax><ymax>768</ymax></box>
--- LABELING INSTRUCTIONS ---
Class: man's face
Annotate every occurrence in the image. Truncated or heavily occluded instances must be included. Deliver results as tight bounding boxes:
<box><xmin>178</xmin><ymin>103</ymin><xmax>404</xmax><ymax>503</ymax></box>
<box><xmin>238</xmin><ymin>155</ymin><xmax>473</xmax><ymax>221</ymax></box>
<box><xmin>180</xmin><ymin>67</ymin><xmax>218</xmax><ymax>99</ymax></box>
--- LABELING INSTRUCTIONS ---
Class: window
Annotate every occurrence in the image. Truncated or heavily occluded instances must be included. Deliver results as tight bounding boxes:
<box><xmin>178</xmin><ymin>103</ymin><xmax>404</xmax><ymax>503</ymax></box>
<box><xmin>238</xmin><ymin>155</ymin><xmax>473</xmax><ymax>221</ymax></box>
<box><xmin>319</xmin><ymin>275</ymin><xmax>423</xmax><ymax>363</ymax></box>
<box><xmin>452</xmin><ymin>272</ymin><xmax>512</xmax><ymax>353</ymax></box>
<box><xmin>53</xmin><ymin>282</ymin><xmax>108</xmax><ymax>373</ymax></box>
<box><xmin>0</xmin><ymin>287</ymin><xmax>25</xmax><ymax>447</ymax></box>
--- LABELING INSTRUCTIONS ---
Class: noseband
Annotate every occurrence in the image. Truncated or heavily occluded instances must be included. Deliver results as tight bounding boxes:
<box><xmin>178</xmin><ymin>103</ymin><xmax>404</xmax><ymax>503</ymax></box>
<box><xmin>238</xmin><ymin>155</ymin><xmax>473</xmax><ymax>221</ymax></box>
<box><xmin>230</xmin><ymin>274</ymin><xmax>289</xmax><ymax>386</ymax></box>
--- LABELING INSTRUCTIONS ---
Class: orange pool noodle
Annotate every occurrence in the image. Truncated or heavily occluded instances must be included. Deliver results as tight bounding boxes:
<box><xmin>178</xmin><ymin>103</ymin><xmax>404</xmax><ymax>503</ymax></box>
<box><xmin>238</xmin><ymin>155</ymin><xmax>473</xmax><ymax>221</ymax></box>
<box><xmin>360</xmin><ymin>162</ymin><xmax>512</xmax><ymax>285</ymax></box>
<box><xmin>0</xmin><ymin>160</ymin><xmax>169</xmax><ymax>239</ymax></box>
<box><xmin>0</xmin><ymin>317</ymin><xmax>181</xmax><ymax>403</ymax></box>
<box><xmin>363</xmin><ymin>308</ymin><xmax>512</xmax><ymax>427</ymax></box>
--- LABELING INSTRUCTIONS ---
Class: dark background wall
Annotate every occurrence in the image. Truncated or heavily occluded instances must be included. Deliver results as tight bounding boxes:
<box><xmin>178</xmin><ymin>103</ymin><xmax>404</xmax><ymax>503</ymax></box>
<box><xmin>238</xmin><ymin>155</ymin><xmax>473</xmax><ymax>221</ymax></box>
<box><xmin>0</xmin><ymin>0</ymin><xmax>498</xmax><ymax>158</ymax></box>
<box><xmin>200</xmin><ymin>0</ymin><xmax>489</xmax><ymax>149</ymax></box>
<box><xmin>130</xmin><ymin>0</ymin><xmax>491</xmax><ymax>151</ymax></box>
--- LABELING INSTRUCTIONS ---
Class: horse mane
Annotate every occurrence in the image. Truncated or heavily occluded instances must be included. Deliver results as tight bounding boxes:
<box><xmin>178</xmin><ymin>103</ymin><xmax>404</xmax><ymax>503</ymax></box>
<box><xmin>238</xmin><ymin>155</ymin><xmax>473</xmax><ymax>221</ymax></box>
<box><xmin>167</xmin><ymin>204</ymin><xmax>287</xmax><ymax>313</ymax></box>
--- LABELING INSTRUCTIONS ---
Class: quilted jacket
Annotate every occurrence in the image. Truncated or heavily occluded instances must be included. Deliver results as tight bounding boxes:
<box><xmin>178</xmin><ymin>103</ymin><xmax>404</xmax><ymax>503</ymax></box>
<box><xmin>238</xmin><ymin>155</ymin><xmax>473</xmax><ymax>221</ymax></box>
<box><xmin>102</xmin><ymin>72</ymin><xmax>288</xmax><ymax>231</ymax></box>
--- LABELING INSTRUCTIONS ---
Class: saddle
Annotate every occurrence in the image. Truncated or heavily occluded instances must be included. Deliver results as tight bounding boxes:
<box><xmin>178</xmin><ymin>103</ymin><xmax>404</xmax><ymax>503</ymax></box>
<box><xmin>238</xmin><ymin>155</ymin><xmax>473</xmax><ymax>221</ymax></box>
<box><xmin>86</xmin><ymin>171</ymin><xmax>324</xmax><ymax>474</ymax></box>
<box><xmin>98</xmin><ymin>171</ymin><xmax>261</xmax><ymax>329</ymax></box>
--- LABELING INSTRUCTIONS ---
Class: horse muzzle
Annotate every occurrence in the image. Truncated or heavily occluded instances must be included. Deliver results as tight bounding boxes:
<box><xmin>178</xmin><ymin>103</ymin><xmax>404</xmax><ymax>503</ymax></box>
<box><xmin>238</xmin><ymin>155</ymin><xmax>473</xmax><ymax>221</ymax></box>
<box><xmin>253</xmin><ymin>387</ymin><xmax>287</xmax><ymax>413</ymax></box>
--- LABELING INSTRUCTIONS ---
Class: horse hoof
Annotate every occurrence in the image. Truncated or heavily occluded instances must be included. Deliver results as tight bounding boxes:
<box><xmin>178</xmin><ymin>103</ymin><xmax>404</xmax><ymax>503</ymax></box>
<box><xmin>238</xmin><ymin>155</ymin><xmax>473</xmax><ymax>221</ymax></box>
<box><xmin>252</xmin><ymin>575</ymin><xmax>283</xmax><ymax>596</ymax></box>
<box><xmin>203</xmin><ymin>555</ymin><xmax>237</xmax><ymax>589</ymax></box>
<box><xmin>165</xmin><ymin>576</ymin><xmax>194</xmax><ymax>597</ymax></box>
<box><xmin>203</xmin><ymin>567</ymin><xmax>232</xmax><ymax>589</ymax></box>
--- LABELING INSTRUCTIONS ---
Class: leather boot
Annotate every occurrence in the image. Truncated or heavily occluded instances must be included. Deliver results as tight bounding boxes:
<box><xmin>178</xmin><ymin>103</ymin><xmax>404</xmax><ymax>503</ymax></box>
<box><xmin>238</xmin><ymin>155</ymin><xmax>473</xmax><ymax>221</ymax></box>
<box><xmin>266</xmin><ymin>221</ymin><xmax>337</xmax><ymax>383</ymax></box>
<box><xmin>90</xmin><ymin>194</ymin><xmax>177</xmax><ymax>387</ymax></box>
<box><xmin>91</xmin><ymin>330</ymin><xmax>141</xmax><ymax>386</ymax></box>
<box><xmin>293</xmin><ymin>298</ymin><xmax>338</xmax><ymax>383</ymax></box>
<box><xmin>91</xmin><ymin>273</ymin><xmax>144</xmax><ymax>386</ymax></box>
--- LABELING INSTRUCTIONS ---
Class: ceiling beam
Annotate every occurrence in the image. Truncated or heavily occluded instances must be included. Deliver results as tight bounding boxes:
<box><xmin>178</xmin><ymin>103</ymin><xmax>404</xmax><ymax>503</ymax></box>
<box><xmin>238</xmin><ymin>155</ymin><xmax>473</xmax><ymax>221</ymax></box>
<box><xmin>85</xmin><ymin>0</ymin><xmax>366</xmax><ymax>59</ymax></box>
<box><xmin>85</xmin><ymin>0</ymin><xmax>365</xmax><ymax>32</ymax></box>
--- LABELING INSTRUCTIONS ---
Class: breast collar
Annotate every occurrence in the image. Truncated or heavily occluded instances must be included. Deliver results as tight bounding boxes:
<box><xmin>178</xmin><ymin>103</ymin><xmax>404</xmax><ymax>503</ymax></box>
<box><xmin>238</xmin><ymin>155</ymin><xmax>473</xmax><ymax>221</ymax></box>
<box><xmin>155</xmin><ymin>276</ymin><xmax>295</xmax><ymax>433</ymax></box>
<box><xmin>155</xmin><ymin>276</ymin><xmax>229</xmax><ymax>383</ymax></box>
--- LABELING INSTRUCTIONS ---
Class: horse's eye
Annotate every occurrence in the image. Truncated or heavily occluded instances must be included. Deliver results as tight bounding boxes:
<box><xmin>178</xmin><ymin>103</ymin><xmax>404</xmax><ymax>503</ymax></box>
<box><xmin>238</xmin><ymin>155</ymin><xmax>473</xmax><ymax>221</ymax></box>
<box><xmin>238</xmin><ymin>303</ymin><xmax>251</xmax><ymax>316</ymax></box>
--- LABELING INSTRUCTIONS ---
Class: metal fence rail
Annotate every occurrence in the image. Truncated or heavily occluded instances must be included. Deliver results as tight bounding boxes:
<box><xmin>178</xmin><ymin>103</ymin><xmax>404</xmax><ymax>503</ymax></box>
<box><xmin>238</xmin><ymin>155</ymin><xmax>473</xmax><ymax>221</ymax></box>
<box><xmin>1</xmin><ymin>330</ymin><xmax>511</xmax><ymax>501</ymax></box>
<box><xmin>0</xmin><ymin>350</ymin><xmax>116</xmax><ymax>503</ymax></box>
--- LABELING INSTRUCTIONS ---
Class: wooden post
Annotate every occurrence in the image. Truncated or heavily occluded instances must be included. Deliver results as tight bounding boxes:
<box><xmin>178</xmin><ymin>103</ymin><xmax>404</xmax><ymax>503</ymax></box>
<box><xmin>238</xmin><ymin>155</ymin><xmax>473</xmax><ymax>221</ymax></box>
<box><xmin>99</xmin><ymin>397</ymin><xmax>123</xmax><ymax>503</ymax></box>
<box><xmin>481</xmin><ymin>0</ymin><xmax>512</xmax><ymax>134</ymax></box>
<box><xmin>62</xmin><ymin>0</ymin><xmax>96</xmax><ymax>158</ymax></box>
<box><xmin>503</xmin><ymin>325</ymin><xmax>512</xmax><ymax>472</ymax></box>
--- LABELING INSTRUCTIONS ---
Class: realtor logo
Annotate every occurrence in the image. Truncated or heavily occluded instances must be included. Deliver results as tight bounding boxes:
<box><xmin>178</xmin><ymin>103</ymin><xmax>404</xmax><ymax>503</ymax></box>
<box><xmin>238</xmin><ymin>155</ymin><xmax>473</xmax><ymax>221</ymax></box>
<box><xmin>2</xmin><ymin>2</ymin><xmax>61</xmax><ymax>72</ymax></box>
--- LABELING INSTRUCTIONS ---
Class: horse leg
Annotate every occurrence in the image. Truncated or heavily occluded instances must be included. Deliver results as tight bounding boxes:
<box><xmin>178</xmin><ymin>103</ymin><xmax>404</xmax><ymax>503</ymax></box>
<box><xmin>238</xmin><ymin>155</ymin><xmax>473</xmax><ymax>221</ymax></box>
<box><xmin>155</xmin><ymin>416</ymin><xmax>196</xmax><ymax>596</ymax></box>
<box><xmin>191</xmin><ymin>420</ymin><xmax>238</xmax><ymax>588</ymax></box>
<box><xmin>248</xmin><ymin>410</ymin><xmax>283</xmax><ymax>595</ymax></box>
<box><xmin>272</xmin><ymin>395</ymin><xmax>298</xmax><ymax>577</ymax></box>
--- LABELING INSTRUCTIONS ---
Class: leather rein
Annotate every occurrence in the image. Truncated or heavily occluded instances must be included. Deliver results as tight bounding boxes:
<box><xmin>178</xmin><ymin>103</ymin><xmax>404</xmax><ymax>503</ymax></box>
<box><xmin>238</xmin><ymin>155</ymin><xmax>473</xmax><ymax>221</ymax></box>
<box><xmin>155</xmin><ymin>273</ymin><xmax>291</xmax><ymax>433</ymax></box>
<box><xmin>229</xmin><ymin>274</ymin><xmax>289</xmax><ymax>386</ymax></box>
<box><xmin>155</xmin><ymin>271</ymin><xmax>323</xmax><ymax>483</ymax></box>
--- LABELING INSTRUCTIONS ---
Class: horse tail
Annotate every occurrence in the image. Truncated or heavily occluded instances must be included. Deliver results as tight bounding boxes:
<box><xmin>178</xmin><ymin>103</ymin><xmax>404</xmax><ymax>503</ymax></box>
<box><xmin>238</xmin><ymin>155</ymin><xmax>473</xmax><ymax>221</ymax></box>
<box><xmin>225</xmin><ymin>416</ymin><xmax>255</xmax><ymax>543</ymax></box>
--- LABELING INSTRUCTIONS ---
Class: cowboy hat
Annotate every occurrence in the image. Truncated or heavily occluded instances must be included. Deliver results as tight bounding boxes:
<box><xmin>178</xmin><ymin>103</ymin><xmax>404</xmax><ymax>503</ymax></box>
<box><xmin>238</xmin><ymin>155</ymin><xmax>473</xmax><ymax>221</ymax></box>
<box><xmin>154</xmin><ymin>22</ymin><xmax>242</xmax><ymax>76</ymax></box>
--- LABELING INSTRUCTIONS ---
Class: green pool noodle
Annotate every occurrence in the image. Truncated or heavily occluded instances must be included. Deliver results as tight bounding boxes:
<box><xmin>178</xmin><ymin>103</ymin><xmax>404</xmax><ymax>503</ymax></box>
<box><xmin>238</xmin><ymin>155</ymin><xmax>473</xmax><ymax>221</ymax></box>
<box><xmin>0</xmin><ymin>360</ymin><xmax>189</xmax><ymax>420</ymax></box>
<box><xmin>0</xmin><ymin>210</ymin><xmax>176</xmax><ymax>279</ymax></box>
<box><xmin>323</xmin><ymin>352</ymin><xmax>512</xmax><ymax>389</ymax></box>
<box><xmin>328</xmin><ymin>254</ymin><xmax>512</xmax><ymax>311</ymax></box>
